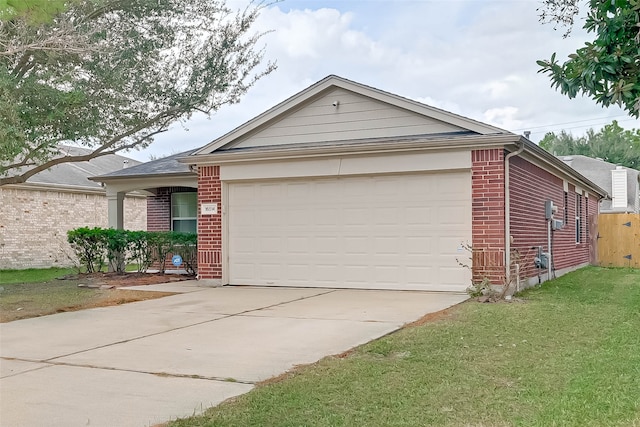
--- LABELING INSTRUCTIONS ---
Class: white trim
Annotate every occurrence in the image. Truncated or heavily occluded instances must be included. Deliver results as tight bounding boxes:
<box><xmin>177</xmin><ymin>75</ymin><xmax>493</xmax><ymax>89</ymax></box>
<box><xmin>194</xmin><ymin>75</ymin><xmax>508</xmax><ymax>155</ymax></box>
<box><xmin>221</xmin><ymin>182</ymin><xmax>230</xmax><ymax>286</ymax></box>
<box><xmin>171</xmin><ymin>192</ymin><xmax>198</xmax><ymax>233</ymax></box>
<box><xmin>219</xmin><ymin>149</ymin><xmax>471</xmax><ymax>182</ymax></box>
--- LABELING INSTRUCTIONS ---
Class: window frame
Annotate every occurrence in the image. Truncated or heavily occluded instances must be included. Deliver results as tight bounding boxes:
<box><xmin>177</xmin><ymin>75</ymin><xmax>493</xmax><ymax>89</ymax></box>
<box><xmin>171</xmin><ymin>192</ymin><xmax>198</xmax><ymax>234</ymax></box>
<box><xmin>575</xmin><ymin>193</ymin><xmax>582</xmax><ymax>244</ymax></box>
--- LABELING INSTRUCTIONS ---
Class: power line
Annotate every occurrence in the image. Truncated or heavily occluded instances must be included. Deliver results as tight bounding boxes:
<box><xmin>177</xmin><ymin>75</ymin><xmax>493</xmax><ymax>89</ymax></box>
<box><xmin>512</xmin><ymin>115</ymin><xmax>636</xmax><ymax>132</ymax></box>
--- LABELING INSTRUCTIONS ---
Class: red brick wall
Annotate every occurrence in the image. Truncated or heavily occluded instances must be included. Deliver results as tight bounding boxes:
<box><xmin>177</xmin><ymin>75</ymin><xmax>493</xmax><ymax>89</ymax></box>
<box><xmin>471</xmin><ymin>149</ymin><xmax>506</xmax><ymax>284</ymax></box>
<box><xmin>197</xmin><ymin>166</ymin><xmax>222</xmax><ymax>279</ymax></box>
<box><xmin>509</xmin><ymin>156</ymin><xmax>592</xmax><ymax>281</ymax></box>
<box><xmin>146</xmin><ymin>187</ymin><xmax>196</xmax><ymax>231</ymax></box>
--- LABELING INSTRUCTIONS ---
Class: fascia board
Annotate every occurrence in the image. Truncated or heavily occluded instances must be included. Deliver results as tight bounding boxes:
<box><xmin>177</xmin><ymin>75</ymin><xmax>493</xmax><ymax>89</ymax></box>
<box><xmin>193</xmin><ymin>76</ymin><xmax>340</xmax><ymax>155</ymax></box>
<box><xmin>184</xmin><ymin>134</ymin><xmax>520</xmax><ymax>165</ymax></box>
<box><xmin>192</xmin><ymin>75</ymin><xmax>510</xmax><ymax>156</ymax></box>
<box><xmin>89</xmin><ymin>171</ymin><xmax>196</xmax><ymax>183</ymax></box>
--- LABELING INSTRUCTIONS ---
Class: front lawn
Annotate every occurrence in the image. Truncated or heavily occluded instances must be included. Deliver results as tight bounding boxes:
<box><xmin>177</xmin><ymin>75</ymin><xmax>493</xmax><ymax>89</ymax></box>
<box><xmin>169</xmin><ymin>267</ymin><xmax>640</xmax><ymax>427</ymax></box>
<box><xmin>0</xmin><ymin>268</ymin><xmax>177</xmax><ymax>322</ymax></box>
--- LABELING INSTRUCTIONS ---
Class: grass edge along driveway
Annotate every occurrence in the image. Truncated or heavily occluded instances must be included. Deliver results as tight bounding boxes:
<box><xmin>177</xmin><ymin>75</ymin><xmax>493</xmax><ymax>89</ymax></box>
<box><xmin>168</xmin><ymin>266</ymin><xmax>640</xmax><ymax>427</ymax></box>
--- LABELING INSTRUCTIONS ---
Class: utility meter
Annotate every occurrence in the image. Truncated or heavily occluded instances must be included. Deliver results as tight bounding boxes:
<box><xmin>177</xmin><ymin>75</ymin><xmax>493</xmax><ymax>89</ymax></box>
<box><xmin>534</xmin><ymin>252</ymin><xmax>550</xmax><ymax>269</ymax></box>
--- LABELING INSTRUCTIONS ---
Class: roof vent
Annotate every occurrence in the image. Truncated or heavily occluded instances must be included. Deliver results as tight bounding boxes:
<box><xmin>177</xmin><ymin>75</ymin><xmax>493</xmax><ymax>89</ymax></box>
<box><xmin>123</xmin><ymin>160</ymin><xmax>129</xmax><ymax>169</ymax></box>
<box><xmin>524</xmin><ymin>131</ymin><xmax>531</xmax><ymax>139</ymax></box>
<box><xmin>561</xmin><ymin>156</ymin><xmax>573</xmax><ymax>166</ymax></box>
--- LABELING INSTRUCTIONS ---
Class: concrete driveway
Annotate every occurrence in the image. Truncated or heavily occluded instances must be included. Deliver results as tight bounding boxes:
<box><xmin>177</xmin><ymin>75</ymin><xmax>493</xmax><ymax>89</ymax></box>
<box><xmin>0</xmin><ymin>283</ymin><xmax>467</xmax><ymax>427</ymax></box>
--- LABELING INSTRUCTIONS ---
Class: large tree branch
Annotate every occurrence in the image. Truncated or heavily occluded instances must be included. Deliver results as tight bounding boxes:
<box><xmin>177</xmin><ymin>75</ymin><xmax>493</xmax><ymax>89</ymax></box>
<box><xmin>0</xmin><ymin>127</ymin><xmax>168</xmax><ymax>186</ymax></box>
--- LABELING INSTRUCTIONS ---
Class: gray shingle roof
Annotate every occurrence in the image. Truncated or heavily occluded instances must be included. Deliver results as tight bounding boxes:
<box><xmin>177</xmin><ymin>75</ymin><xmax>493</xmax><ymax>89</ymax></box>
<box><xmin>560</xmin><ymin>155</ymin><xmax>640</xmax><ymax>212</ymax></box>
<box><xmin>91</xmin><ymin>149</ymin><xmax>196</xmax><ymax>181</ymax></box>
<box><xmin>23</xmin><ymin>145</ymin><xmax>142</xmax><ymax>189</ymax></box>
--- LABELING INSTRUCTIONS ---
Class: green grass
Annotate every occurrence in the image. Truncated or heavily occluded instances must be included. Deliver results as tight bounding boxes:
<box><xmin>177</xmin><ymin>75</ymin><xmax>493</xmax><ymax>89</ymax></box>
<box><xmin>0</xmin><ymin>264</ymin><xmax>139</xmax><ymax>286</ymax></box>
<box><xmin>169</xmin><ymin>267</ymin><xmax>640</xmax><ymax>427</ymax></box>
<box><xmin>0</xmin><ymin>267</ymin><xmax>75</xmax><ymax>285</ymax></box>
<box><xmin>0</xmin><ymin>266</ymin><xmax>171</xmax><ymax>322</ymax></box>
<box><xmin>0</xmin><ymin>278</ymin><xmax>102</xmax><ymax>321</ymax></box>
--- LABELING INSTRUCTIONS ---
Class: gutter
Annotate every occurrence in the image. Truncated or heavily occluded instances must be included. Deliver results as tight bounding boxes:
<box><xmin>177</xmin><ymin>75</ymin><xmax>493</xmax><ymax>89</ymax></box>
<box><xmin>88</xmin><ymin>171</ymin><xmax>196</xmax><ymax>183</ymax></box>
<box><xmin>504</xmin><ymin>139</ymin><xmax>525</xmax><ymax>291</ymax></box>
<box><xmin>182</xmin><ymin>133</ymin><xmax>520</xmax><ymax>165</ymax></box>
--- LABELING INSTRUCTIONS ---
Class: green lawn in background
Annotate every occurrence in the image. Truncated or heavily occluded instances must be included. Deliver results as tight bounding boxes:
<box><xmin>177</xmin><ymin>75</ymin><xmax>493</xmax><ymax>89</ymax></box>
<box><xmin>169</xmin><ymin>267</ymin><xmax>640</xmax><ymax>427</ymax></box>
<box><xmin>0</xmin><ymin>267</ymin><xmax>75</xmax><ymax>285</ymax></box>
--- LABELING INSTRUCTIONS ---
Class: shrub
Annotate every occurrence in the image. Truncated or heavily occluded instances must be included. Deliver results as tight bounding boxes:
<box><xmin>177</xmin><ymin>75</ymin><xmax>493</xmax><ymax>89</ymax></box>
<box><xmin>171</xmin><ymin>232</ymin><xmax>198</xmax><ymax>276</ymax></box>
<box><xmin>67</xmin><ymin>227</ymin><xmax>108</xmax><ymax>273</ymax></box>
<box><xmin>127</xmin><ymin>230</ymin><xmax>154</xmax><ymax>273</ymax></box>
<box><xmin>67</xmin><ymin>228</ymin><xmax>198</xmax><ymax>276</ymax></box>
<box><xmin>104</xmin><ymin>228</ymin><xmax>129</xmax><ymax>274</ymax></box>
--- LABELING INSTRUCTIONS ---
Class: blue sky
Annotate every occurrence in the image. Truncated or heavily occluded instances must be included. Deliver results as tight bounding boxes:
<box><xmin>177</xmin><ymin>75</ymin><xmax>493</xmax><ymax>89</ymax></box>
<box><xmin>128</xmin><ymin>0</ymin><xmax>637</xmax><ymax>161</ymax></box>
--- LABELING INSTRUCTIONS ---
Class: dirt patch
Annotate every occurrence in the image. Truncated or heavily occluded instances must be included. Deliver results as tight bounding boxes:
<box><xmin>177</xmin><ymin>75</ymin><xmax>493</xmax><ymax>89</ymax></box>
<box><xmin>404</xmin><ymin>306</ymin><xmax>458</xmax><ymax>328</ymax></box>
<box><xmin>64</xmin><ymin>271</ymin><xmax>194</xmax><ymax>288</ymax></box>
<box><xmin>0</xmin><ymin>272</ymin><xmax>191</xmax><ymax>323</ymax></box>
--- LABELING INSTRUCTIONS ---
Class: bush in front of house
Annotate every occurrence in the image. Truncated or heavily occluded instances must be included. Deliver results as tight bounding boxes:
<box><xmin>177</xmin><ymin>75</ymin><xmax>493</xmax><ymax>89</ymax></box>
<box><xmin>67</xmin><ymin>228</ymin><xmax>197</xmax><ymax>275</ymax></box>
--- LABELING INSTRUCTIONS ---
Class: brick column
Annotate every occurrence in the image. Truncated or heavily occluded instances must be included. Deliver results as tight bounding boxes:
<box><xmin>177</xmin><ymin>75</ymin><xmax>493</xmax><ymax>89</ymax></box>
<box><xmin>197</xmin><ymin>166</ymin><xmax>222</xmax><ymax>279</ymax></box>
<box><xmin>471</xmin><ymin>149</ymin><xmax>506</xmax><ymax>284</ymax></box>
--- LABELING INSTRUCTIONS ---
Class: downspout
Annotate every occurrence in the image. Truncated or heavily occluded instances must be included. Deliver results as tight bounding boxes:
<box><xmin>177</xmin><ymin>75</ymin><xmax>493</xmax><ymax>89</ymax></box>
<box><xmin>504</xmin><ymin>139</ymin><xmax>525</xmax><ymax>292</ymax></box>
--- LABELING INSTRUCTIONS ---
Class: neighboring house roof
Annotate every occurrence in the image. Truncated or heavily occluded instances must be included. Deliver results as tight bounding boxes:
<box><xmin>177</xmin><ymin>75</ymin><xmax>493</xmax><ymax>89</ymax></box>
<box><xmin>560</xmin><ymin>155</ymin><xmax>640</xmax><ymax>213</ymax></box>
<box><xmin>7</xmin><ymin>145</ymin><xmax>141</xmax><ymax>191</ymax></box>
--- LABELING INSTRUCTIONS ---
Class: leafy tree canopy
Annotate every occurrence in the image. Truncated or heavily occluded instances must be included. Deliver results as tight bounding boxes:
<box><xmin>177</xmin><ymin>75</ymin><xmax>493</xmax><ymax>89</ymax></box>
<box><xmin>0</xmin><ymin>0</ymin><xmax>275</xmax><ymax>186</ymax></box>
<box><xmin>540</xmin><ymin>120</ymin><xmax>640</xmax><ymax>169</ymax></box>
<box><xmin>537</xmin><ymin>0</ymin><xmax>640</xmax><ymax>117</ymax></box>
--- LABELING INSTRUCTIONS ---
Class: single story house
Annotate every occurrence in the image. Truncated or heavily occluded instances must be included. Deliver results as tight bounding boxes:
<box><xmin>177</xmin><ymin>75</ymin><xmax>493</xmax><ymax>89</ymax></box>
<box><xmin>560</xmin><ymin>155</ymin><xmax>639</xmax><ymax>214</ymax></box>
<box><xmin>0</xmin><ymin>145</ymin><xmax>147</xmax><ymax>269</ymax></box>
<box><xmin>92</xmin><ymin>75</ymin><xmax>606</xmax><ymax>291</ymax></box>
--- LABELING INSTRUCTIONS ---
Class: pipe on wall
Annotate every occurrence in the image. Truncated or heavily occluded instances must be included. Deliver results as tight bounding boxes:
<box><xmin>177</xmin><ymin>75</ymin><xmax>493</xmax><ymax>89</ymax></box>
<box><xmin>504</xmin><ymin>139</ymin><xmax>525</xmax><ymax>290</ymax></box>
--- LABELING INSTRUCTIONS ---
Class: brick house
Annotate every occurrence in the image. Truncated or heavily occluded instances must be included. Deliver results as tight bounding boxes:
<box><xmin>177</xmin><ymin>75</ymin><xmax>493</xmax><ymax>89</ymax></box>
<box><xmin>0</xmin><ymin>146</ymin><xmax>146</xmax><ymax>269</ymax></box>
<box><xmin>93</xmin><ymin>76</ymin><xmax>606</xmax><ymax>291</ymax></box>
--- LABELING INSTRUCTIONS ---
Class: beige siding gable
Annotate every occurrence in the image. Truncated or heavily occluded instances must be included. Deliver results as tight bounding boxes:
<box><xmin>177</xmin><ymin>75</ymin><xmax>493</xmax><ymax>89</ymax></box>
<box><xmin>228</xmin><ymin>88</ymin><xmax>467</xmax><ymax>149</ymax></box>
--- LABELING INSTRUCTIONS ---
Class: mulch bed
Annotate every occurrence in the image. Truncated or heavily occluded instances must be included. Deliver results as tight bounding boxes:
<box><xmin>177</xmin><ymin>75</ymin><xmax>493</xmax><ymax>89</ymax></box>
<box><xmin>60</xmin><ymin>272</ymin><xmax>194</xmax><ymax>288</ymax></box>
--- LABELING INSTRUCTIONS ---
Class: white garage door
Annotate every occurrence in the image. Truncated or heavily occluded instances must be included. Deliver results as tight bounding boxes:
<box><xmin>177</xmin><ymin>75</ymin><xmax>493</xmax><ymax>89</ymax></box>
<box><xmin>227</xmin><ymin>172</ymin><xmax>471</xmax><ymax>291</ymax></box>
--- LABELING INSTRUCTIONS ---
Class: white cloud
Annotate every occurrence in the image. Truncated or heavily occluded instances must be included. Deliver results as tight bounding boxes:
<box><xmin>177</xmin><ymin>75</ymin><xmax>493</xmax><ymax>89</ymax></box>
<box><xmin>127</xmin><ymin>0</ymin><xmax>638</xmax><ymax>161</ymax></box>
<box><xmin>483</xmin><ymin>106</ymin><xmax>524</xmax><ymax>131</ymax></box>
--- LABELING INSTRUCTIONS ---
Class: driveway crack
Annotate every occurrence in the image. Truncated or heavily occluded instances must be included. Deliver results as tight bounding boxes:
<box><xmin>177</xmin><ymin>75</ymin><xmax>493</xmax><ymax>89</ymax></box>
<box><xmin>44</xmin><ymin>289</ymin><xmax>338</xmax><ymax>363</ymax></box>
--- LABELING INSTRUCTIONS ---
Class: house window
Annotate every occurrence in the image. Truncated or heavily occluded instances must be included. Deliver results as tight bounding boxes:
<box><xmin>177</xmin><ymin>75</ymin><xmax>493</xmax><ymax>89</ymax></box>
<box><xmin>575</xmin><ymin>194</ymin><xmax>582</xmax><ymax>243</ymax></box>
<box><xmin>171</xmin><ymin>192</ymin><xmax>197</xmax><ymax>233</ymax></box>
<box><xmin>585</xmin><ymin>198</ymin><xmax>589</xmax><ymax>240</ymax></box>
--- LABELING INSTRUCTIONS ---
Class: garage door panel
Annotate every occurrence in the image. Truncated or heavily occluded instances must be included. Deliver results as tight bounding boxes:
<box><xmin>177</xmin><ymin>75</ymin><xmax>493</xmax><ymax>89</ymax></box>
<box><xmin>439</xmin><ymin>236</ymin><xmax>467</xmax><ymax>255</ymax></box>
<box><xmin>228</xmin><ymin>172</ymin><xmax>471</xmax><ymax>291</ymax></box>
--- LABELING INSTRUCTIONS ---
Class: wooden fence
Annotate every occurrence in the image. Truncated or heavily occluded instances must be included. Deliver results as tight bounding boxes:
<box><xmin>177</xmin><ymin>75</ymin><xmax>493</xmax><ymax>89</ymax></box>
<box><xmin>597</xmin><ymin>213</ymin><xmax>640</xmax><ymax>268</ymax></box>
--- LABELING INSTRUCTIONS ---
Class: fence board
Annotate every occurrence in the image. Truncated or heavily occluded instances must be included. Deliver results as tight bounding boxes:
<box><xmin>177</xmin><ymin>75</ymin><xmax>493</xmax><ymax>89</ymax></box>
<box><xmin>597</xmin><ymin>213</ymin><xmax>640</xmax><ymax>268</ymax></box>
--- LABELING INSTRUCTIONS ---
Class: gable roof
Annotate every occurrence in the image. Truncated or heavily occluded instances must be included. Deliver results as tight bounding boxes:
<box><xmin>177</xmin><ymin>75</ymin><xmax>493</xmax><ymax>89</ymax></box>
<box><xmin>560</xmin><ymin>155</ymin><xmax>639</xmax><ymax>212</ymax></box>
<box><xmin>12</xmin><ymin>145</ymin><xmax>141</xmax><ymax>190</ymax></box>
<box><xmin>193</xmin><ymin>75</ymin><xmax>509</xmax><ymax>155</ymax></box>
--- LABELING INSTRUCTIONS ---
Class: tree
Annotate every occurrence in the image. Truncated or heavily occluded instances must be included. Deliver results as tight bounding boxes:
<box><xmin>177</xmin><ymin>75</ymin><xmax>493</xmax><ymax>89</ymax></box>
<box><xmin>540</xmin><ymin>120</ymin><xmax>640</xmax><ymax>168</ymax></box>
<box><xmin>537</xmin><ymin>0</ymin><xmax>640</xmax><ymax>117</ymax></box>
<box><xmin>0</xmin><ymin>0</ymin><xmax>275</xmax><ymax>186</ymax></box>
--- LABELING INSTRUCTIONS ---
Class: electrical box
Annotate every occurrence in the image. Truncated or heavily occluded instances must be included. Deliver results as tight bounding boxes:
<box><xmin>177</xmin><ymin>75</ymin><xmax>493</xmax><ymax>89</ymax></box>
<box><xmin>544</xmin><ymin>200</ymin><xmax>557</xmax><ymax>220</ymax></box>
<box><xmin>534</xmin><ymin>252</ymin><xmax>549</xmax><ymax>269</ymax></box>
<box><xmin>552</xmin><ymin>219</ymin><xmax>564</xmax><ymax>230</ymax></box>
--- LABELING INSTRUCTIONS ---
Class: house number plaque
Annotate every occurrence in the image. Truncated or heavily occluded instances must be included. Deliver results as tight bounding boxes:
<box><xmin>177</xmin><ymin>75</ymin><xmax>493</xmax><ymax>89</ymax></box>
<box><xmin>201</xmin><ymin>203</ymin><xmax>218</xmax><ymax>215</ymax></box>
